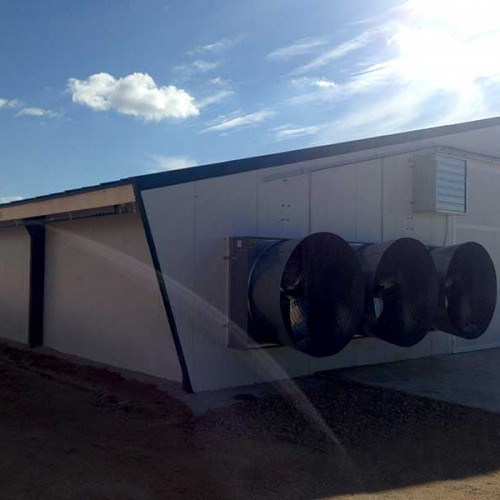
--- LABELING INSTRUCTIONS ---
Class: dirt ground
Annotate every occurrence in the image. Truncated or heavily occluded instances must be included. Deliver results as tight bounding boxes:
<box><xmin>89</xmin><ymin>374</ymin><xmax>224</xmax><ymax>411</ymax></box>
<box><xmin>0</xmin><ymin>343</ymin><xmax>500</xmax><ymax>499</ymax></box>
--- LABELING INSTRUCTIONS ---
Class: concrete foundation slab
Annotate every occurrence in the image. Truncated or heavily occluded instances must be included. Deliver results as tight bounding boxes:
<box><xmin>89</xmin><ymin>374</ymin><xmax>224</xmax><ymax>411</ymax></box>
<box><xmin>336</xmin><ymin>347</ymin><xmax>500</xmax><ymax>414</ymax></box>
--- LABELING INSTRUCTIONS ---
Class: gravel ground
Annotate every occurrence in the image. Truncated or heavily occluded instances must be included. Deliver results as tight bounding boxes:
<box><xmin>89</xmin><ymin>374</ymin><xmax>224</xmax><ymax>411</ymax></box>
<box><xmin>0</xmin><ymin>342</ymin><xmax>499</xmax><ymax>499</ymax></box>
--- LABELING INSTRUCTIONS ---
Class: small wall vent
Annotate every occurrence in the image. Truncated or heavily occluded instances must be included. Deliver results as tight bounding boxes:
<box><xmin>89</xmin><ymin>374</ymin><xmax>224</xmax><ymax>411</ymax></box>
<box><xmin>413</xmin><ymin>154</ymin><xmax>467</xmax><ymax>214</ymax></box>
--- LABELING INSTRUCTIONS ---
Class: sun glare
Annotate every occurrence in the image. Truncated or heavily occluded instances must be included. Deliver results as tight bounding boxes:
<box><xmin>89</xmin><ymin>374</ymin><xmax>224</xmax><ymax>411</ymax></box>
<box><xmin>392</xmin><ymin>0</ymin><xmax>500</xmax><ymax>92</ymax></box>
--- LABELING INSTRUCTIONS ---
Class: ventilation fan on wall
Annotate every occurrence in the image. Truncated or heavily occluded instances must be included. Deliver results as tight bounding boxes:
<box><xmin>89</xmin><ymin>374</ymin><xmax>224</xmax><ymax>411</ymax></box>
<box><xmin>356</xmin><ymin>238</ymin><xmax>439</xmax><ymax>347</ymax></box>
<box><xmin>431</xmin><ymin>242</ymin><xmax>497</xmax><ymax>338</ymax></box>
<box><xmin>227</xmin><ymin>232</ymin><xmax>365</xmax><ymax>357</ymax></box>
<box><xmin>228</xmin><ymin>232</ymin><xmax>497</xmax><ymax>356</ymax></box>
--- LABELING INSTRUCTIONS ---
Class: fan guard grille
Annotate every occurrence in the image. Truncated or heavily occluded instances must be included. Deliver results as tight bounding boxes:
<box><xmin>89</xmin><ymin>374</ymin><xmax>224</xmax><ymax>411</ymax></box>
<box><xmin>249</xmin><ymin>232</ymin><xmax>364</xmax><ymax>357</ymax></box>
<box><xmin>359</xmin><ymin>238</ymin><xmax>439</xmax><ymax>347</ymax></box>
<box><xmin>432</xmin><ymin>242</ymin><xmax>497</xmax><ymax>338</ymax></box>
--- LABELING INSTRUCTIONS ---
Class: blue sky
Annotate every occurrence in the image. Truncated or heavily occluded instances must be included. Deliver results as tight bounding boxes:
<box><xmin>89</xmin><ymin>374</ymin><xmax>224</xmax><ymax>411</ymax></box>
<box><xmin>2</xmin><ymin>0</ymin><xmax>500</xmax><ymax>201</ymax></box>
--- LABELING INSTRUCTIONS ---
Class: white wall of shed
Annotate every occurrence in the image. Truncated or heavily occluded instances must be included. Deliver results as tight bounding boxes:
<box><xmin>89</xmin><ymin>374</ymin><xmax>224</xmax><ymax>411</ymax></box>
<box><xmin>43</xmin><ymin>213</ymin><xmax>182</xmax><ymax>382</ymax></box>
<box><xmin>0</xmin><ymin>227</ymin><xmax>30</xmax><ymax>344</ymax></box>
<box><xmin>143</xmin><ymin>123</ymin><xmax>500</xmax><ymax>391</ymax></box>
<box><xmin>451</xmin><ymin>158</ymin><xmax>500</xmax><ymax>352</ymax></box>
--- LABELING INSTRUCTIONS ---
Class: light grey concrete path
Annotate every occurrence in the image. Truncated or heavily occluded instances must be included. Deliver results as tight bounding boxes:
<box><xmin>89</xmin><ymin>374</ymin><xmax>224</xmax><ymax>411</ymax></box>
<box><xmin>338</xmin><ymin>347</ymin><xmax>500</xmax><ymax>414</ymax></box>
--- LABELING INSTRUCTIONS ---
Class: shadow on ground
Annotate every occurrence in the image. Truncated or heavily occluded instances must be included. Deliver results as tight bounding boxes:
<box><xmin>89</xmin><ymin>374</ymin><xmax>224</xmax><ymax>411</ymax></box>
<box><xmin>0</xmin><ymin>342</ymin><xmax>499</xmax><ymax>499</ymax></box>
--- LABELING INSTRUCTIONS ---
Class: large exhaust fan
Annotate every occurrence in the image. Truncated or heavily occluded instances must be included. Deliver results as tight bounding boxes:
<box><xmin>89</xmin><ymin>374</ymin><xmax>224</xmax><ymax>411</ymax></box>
<box><xmin>356</xmin><ymin>238</ymin><xmax>439</xmax><ymax>347</ymax></box>
<box><xmin>227</xmin><ymin>232</ymin><xmax>365</xmax><ymax>357</ymax></box>
<box><xmin>228</xmin><ymin>233</ymin><xmax>496</xmax><ymax>355</ymax></box>
<box><xmin>431</xmin><ymin>242</ymin><xmax>497</xmax><ymax>339</ymax></box>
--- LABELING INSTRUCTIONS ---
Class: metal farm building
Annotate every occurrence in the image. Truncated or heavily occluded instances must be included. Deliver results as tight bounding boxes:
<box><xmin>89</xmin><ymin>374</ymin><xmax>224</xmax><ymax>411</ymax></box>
<box><xmin>1</xmin><ymin>117</ymin><xmax>500</xmax><ymax>392</ymax></box>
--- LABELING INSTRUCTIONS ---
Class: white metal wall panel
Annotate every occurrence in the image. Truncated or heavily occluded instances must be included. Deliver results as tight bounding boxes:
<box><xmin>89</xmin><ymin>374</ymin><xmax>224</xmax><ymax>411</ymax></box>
<box><xmin>141</xmin><ymin>184</ymin><xmax>196</xmax><ymax>376</ymax></box>
<box><xmin>383</xmin><ymin>154</ymin><xmax>447</xmax><ymax>246</ymax></box>
<box><xmin>383</xmin><ymin>154</ymin><xmax>419</xmax><ymax>241</ymax></box>
<box><xmin>452</xmin><ymin>159</ymin><xmax>500</xmax><ymax>351</ymax></box>
<box><xmin>311</xmin><ymin>159</ymin><xmax>382</xmax><ymax>242</ymax></box>
<box><xmin>43</xmin><ymin>213</ymin><xmax>182</xmax><ymax>381</ymax></box>
<box><xmin>457</xmin><ymin>160</ymin><xmax>500</xmax><ymax>227</ymax></box>
<box><xmin>143</xmin><ymin>172</ymin><xmax>314</xmax><ymax>391</ymax></box>
<box><xmin>258</xmin><ymin>172</ymin><xmax>310</xmax><ymax>238</ymax></box>
<box><xmin>191</xmin><ymin>172</ymin><xmax>262</xmax><ymax>391</ymax></box>
<box><xmin>257</xmin><ymin>171</ymin><xmax>312</xmax><ymax>382</ymax></box>
<box><xmin>453</xmin><ymin>226</ymin><xmax>500</xmax><ymax>352</ymax></box>
<box><xmin>0</xmin><ymin>227</ymin><xmax>30</xmax><ymax>344</ymax></box>
<box><xmin>381</xmin><ymin>154</ymin><xmax>452</xmax><ymax>356</ymax></box>
<box><xmin>311</xmin><ymin>164</ymin><xmax>356</xmax><ymax>240</ymax></box>
<box><xmin>310</xmin><ymin>335</ymin><xmax>441</xmax><ymax>374</ymax></box>
<box><xmin>356</xmin><ymin>160</ymin><xmax>383</xmax><ymax>243</ymax></box>
<box><xmin>438</xmin><ymin>125</ymin><xmax>500</xmax><ymax>157</ymax></box>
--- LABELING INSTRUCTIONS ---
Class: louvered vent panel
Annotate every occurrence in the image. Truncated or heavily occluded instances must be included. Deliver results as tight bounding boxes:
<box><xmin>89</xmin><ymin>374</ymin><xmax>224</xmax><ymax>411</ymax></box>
<box><xmin>413</xmin><ymin>153</ymin><xmax>467</xmax><ymax>214</ymax></box>
<box><xmin>435</xmin><ymin>155</ymin><xmax>466</xmax><ymax>213</ymax></box>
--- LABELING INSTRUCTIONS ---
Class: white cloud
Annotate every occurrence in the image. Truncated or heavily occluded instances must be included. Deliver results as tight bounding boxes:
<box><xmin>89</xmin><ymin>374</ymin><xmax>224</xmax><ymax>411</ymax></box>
<box><xmin>339</xmin><ymin>88</ymin><xmax>431</xmax><ymax>137</ymax></box>
<box><xmin>0</xmin><ymin>196</ymin><xmax>23</xmax><ymax>204</ymax></box>
<box><xmin>272</xmin><ymin>124</ymin><xmax>322</xmax><ymax>141</ymax></box>
<box><xmin>191</xmin><ymin>60</ymin><xmax>219</xmax><ymax>72</ymax></box>
<box><xmin>293</xmin><ymin>28</ymin><xmax>383</xmax><ymax>74</ymax></box>
<box><xmin>289</xmin><ymin>77</ymin><xmax>316</xmax><ymax>87</ymax></box>
<box><xmin>203</xmin><ymin>109</ymin><xmax>275</xmax><ymax>133</ymax></box>
<box><xmin>16</xmin><ymin>107</ymin><xmax>45</xmax><ymax>117</ymax></box>
<box><xmin>0</xmin><ymin>98</ymin><xmax>21</xmax><ymax>109</ymax></box>
<box><xmin>197</xmin><ymin>90</ymin><xmax>234</xmax><ymax>108</ymax></box>
<box><xmin>310</xmin><ymin>83</ymin><xmax>485</xmax><ymax>147</ymax></box>
<box><xmin>68</xmin><ymin>72</ymin><xmax>199</xmax><ymax>121</ymax></box>
<box><xmin>209</xmin><ymin>77</ymin><xmax>231</xmax><ymax>86</ymax></box>
<box><xmin>286</xmin><ymin>62</ymin><xmax>396</xmax><ymax>107</ymax></box>
<box><xmin>314</xmin><ymin>79</ymin><xmax>337</xmax><ymax>89</ymax></box>
<box><xmin>289</xmin><ymin>77</ymin><xmax>337</xmax><ymax>88</ymax></box>
<box><xmin>190</xmin><ymin>37</ymin><xmax>242</xmax><ymax>55</ymax></box>
<box><xmin>151</xmin><ymin>155</ymin><xmax>198</xmax><ymax>172</ymax></box>
<box><xmin>173</xmin><ymin>60</ymin><xmax>220</xmax><ymax>81</ymax></box>
<box><xmin>389</xmin><ymin>26</ymin><xmax>500</xmax><ymax>92</ymax></box>
<box><xmin>347</xmin><ymin>3</ymin><xmax>406</xmax><ymax>27</ymax></box>
<box><xmin>279</xmin><ymin>0</ymin><xmax>500</xmax><ymax>148</ymax></box>
<box><xmin>342</xmin><ymin>62</ymin><xmax>397</xmax><ymax>94</ymax></box>
<box><xmin>16</xmin><ymin>107</ymin><xmax>57</xmax><ymax>118</ymax></box>
<box><xmin>1</xmin><ymin>99</ymin><xmax>58</xmax><ymax>119</ymax></box>
<box><xmin>267</xmin><ymin>37</ymin><xmax>327</xmax><ymax>60</ymax></box>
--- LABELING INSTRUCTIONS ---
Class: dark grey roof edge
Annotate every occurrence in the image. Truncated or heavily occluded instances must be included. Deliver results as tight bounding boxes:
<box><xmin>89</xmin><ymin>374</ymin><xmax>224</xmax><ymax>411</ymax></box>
<box><xmin>134</xmin><ymin>115</ymin><xmax>500</xmax><ymax>190</ymax></box>
<box><xmin>2</xmin><ymin>115</ymin><xmax>500</xmax><ymax>210</ymax></box>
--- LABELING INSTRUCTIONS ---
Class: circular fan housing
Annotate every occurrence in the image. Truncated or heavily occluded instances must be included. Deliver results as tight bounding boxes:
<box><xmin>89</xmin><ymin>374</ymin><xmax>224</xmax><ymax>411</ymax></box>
<box><xmin>249</xmin><ymin>232</ymin><xmax>364</xmax><ymax>357</ymax></box>
<box><xmin>432</xmin><ymin>242</ymin><xmax>497</xmax><ymax>339</ymax></box>
<box><xmin>357</xmin><ymin>238</ymin><xmax>439</xmax><ymax>347</ymax></box>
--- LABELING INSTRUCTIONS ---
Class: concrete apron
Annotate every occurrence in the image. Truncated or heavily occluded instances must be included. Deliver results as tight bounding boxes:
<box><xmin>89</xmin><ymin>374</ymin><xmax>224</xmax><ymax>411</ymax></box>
<box><xmin>336</xmin><ymin>347</ymin><xmax>500</xmax><ymax>414</ymax></box>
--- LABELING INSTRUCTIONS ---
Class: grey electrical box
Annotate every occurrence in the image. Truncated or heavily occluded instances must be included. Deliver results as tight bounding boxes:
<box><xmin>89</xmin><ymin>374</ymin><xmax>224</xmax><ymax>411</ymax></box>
<box><xmin>413</xmin><ymin>154</ymin><xmax>467</xmax><ymax>214</ymax></box>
